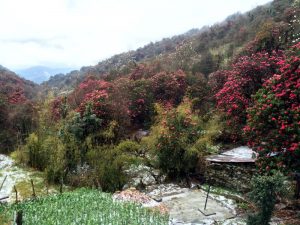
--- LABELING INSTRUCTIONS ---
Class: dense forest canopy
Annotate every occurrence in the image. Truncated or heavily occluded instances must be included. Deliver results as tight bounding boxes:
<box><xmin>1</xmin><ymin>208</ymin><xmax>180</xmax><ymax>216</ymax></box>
<box><xmin>0</xmin><ymin>66</ymin><xmax>39</xmax><ymax>152</ymax></box>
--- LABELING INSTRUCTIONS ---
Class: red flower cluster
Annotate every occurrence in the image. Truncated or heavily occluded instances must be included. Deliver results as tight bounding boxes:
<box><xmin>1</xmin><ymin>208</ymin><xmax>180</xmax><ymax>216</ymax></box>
<box><xmin>215</xmin><ymin>51</ymin><xmax>284</xmax><ymax>140</ymax></box>
<box><xmin>245</xmin><ymin>44</ymin><xmax>300</xmax><ymax>173</ymax></box>
<box><xmin>8</xmin><ymin>88</ymin><xmax>26</xmax><ymax>104</ymax></box>
<box><xmin>51</xmin><ymin>96</ymin><xmax>69</xmax><ymax>121</ymax></box>
<box><xmin>151</xmin><ymin>70</ymin><xmax>187</xmax><ymax>105</ymax></box>
<box><xmin>77</xmin><ymin>89</ymin><xmax>109</xmax><ymax>118</ymax></box>
<box><xmin>68</xmin><ymin>76</ymin><xmax>111</xmax><ymax>108</ymax></box>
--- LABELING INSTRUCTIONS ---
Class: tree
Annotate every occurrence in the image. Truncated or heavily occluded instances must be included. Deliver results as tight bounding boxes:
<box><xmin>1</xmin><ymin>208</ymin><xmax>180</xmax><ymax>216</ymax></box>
<box><xmin>68</xmin><ymin>76</ymin><xmax>111</xmax><ymax>109</ymax></box>
<box><xmin>151</xmin><ymin>70</ymin><xmax>187</xmax><ymax>105</ymax></box>
<box><xmin>128</xmin><ymin>79</ymin><xmax>154</xmax><ymax>126</ymax></box>
<box><xmin>186</xmin><ymin>73</ymin><xmax>210</xmax><ymax>113</ymax></box>
<box><xmin>0</xmin><ymin>70</ymin><xmax>37</xmax><ymax>152</ymax></box>
<box><xmin>153</xmin><ymin>99</ymin><xmax>203</xmax><ymax>179</ymax></box>
<box><xmin>215</xmin><ymin>50</ymin><xmax>284</xmax><ymax>141</ymax></box>
<box><xmin>245</xmin><ymin>43</ymin><xmax>300</xmax><ymax>173</ymax></box>
<box><xmin>192</xmin><ymin>52</ymin><xmax>216</xmax><ymax>76</ymax></box>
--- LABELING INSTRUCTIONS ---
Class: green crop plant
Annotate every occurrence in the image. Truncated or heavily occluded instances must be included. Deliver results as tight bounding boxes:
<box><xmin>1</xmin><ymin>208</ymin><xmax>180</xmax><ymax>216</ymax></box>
<box><xmin>0</xmin><ymin>188</ymin><xmax>169</xmax><ymax>225</ymax></box>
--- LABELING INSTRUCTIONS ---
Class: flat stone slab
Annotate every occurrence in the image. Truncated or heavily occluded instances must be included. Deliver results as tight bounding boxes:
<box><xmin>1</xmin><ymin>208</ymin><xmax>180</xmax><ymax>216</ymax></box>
<box><xmin>163</xmin><ymin>190</ymin><xmax>235</xmax><ymax>224</ymax></box>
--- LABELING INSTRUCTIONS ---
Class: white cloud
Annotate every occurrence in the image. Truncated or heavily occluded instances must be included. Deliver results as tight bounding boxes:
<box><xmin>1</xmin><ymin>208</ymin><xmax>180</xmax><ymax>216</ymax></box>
<box><xmin>0</xmin><ymin>0</ymin><xmax>271</xmax><ymax>70</ymax></box>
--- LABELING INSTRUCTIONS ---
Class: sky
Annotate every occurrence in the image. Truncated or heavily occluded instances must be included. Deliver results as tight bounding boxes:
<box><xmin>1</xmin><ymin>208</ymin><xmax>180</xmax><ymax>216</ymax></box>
<box><xmin>0</xmin><ymin>0</ymin><xmax>271</xmax><ymax>71</ymax></box>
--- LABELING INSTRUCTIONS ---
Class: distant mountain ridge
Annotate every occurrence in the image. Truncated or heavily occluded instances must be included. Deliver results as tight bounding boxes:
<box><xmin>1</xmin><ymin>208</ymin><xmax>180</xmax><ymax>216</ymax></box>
<box><xmin>15</xmin><ymin>66</ymin><xmax>75</xmax><ymax>84</ymax></box>
<box><xmin>42</xmin><ymin>0</ymin><xmax>297</xmax><ymax>93</ymax></box>
<box><xmin>0</xmin><ymin>65</ymin><xmax>39</xmax><ymax>100</ymax></box>
<box><xmin>43</xmin><ymin>28</ymin><xmax>203</xmax><ymax>91</ymax></box>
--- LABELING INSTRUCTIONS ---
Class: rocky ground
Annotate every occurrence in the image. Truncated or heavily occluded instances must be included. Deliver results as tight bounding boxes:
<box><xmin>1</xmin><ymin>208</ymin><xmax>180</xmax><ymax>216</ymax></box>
<box><xmin>0</xmin><ymin>154</ymin><xmax>58</xmax><ymax>203</ymax></box>
<box><xmin>1</xmin><ymin>153</ymin><xmax>299</xmax><ymax>225</ymax></box>
<box><xmin>114</xmin><ymin>183</ymin><xmax>247</xmax><ymax>225</ymax></box>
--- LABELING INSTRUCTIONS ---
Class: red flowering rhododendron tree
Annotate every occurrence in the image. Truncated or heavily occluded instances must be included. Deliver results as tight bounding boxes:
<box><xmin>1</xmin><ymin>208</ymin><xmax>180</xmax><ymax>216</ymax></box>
<box><xmin>76</xmin><ymin>77</ymin><xmax>131</xmax><ymax>131</ymax></box>
<box><xmin>0</xmin><ymin>71</ymin><xmax>37</xmax><ymax>152</ymax></box>
<box><xmin>208</xmin><ymin>70</ymin><xmax>230</xmax><ymax>98</ymax></box>
<box><xmin>245</xmin><ymin>43</ymin><xmax>300</xmax><ymax>173</ymax></box>
<box><xmin>151</xmin><ymin>70</ymin><xmax>187</xmax><ymax>105</ymax></box>
<box><xmin>129</xmin><ymin>64</ymin><xmax>152</xmax><ymax>80</ymax></box>
<box><xmin>73</xmin><ymin>76</ymin><xmax>114</xmax><ymax>122</ymax></box>
<box><xmin>68</xmin><ymin>76</ymin><xmax>111</xmax><ymax>109</ymax></box>
<box><xmin>51</xmin><ymin>96</ymin><xmax>69</xmax><ymax>121</ymax></box>
<box><xmin>128</xmin><ymin>79</ymin><xmax>154</xmax><ymax>126</ymax></box>
<box><xmin>77</xmin><ymin>88</ymin><xmax>110</xmax><ymax>122</ymax></box>
<box><xmin>8</xmin><ymin>88</ymin><xmax>26</xmax><ymax>104</ymax></box>
<box><xmin>215</xmin><ymin>51</ymin><xmax>284</xmax><ymax>141</ymax></box>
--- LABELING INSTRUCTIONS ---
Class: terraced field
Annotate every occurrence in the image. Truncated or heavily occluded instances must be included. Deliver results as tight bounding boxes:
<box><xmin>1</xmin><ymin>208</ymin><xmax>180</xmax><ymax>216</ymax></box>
<box><xmin>0</xmin><ymin>188</ymin><xmax>169</xmax><ymax>225</ymax></box>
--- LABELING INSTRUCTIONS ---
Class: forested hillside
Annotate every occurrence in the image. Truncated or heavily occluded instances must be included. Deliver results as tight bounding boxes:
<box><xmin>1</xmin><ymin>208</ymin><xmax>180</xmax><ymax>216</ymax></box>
<box><xmin>43</xmin><ymin>29</ymin><xmax>202</xmax><ymax>91</ymax></box>
<box><xmin>44</xmin><ymin>0</ymin><xmax>297</xmax><ymax>93</ymax></box>
<box><xmin>0</xmin><ymin>66</ymin><xmax>39</xmax><ymax>152</ymax></box>
<box><xmin>0</xmin><ymin>0</ymin><xmax>299</xmax><ymax>224</ymax></box>
<box><xmin>4</xmin><ymin>0</ymin><xmax>295</xmax><ymax>182</ymax></box>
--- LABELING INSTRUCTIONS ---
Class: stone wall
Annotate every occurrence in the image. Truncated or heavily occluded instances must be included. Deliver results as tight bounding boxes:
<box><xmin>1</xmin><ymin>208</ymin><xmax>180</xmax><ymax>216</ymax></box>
<box><xmin>206</xmin><ymin>162</ymin><xmax>256</xmax><ymax>193</ymax></box>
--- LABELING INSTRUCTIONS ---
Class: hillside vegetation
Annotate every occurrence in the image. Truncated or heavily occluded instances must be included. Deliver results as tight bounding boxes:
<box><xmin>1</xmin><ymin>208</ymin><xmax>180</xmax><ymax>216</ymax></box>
<box><xmin>0</xmin><ymin>0</ymin><xmax>299</xmax><ymax>199</ymax></box>
<box><xmin>0</xmin><ymin>66</ymin><xmax>39</xmax><ymax>152</ymax></box>
<box><xmin>44</xmin><ymin>0</ymin><xmax>297</xmax><ymax>93</ymax></box>
<box><xmin>0</xmin><ymin>0</ymin><xmax>299</xmax><ymax>224</ymax></box>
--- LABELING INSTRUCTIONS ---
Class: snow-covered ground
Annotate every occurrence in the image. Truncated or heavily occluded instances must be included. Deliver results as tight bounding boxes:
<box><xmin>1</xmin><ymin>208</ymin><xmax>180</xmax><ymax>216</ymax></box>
<box><xmin>0</xmin><ymin>154</ymin><xmax>32</xmax><ymax>202</ymax></box>
<box><xmin>0</xmin><ymin>154</ymin><xmax>49</xmax><ymax>203</ymax></box>
<box><xmin>222</xmin><ymin>146</ymin><xmax>256</xmax><ymax>159</ymax></box>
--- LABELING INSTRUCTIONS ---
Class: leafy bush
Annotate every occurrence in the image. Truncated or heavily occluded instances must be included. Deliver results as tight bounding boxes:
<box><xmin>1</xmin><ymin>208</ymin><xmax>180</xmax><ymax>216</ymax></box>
<box><xmin>66</xmin><ymin>109</ymin><xmax>102</xmax><ymax>141</ymax></box>
<box><xmin>193</xmin><ymin>114</ymin><xmax>222</xmax><ymax>155</ymax></box>
<box><xmin>247</xmin><ymin>172</ymin><xmax>286</xmax><ymax>225</ymax></box>
<box><xmin>87</xmin><ymin>141</ymin><xmax>140</xmax><ymax>192</ymax></box>
<box><xmin>145</xmin><ymin>99</ymin><xmax>208</xmax><ymax>179</ymax></box>
<box><xmin>25</xmin><ymin>133</ymin><xmax>47</xmax><ymax>170</ymax></box>
<box><xmin>142</xmin><ymin>100</ymin><xmax>222</xmax><ymax>179</ymax></box>
<box><xmin>43</xmin><ymin>136</ymin><xmax>68</xmax><ymax>183</ymax></box>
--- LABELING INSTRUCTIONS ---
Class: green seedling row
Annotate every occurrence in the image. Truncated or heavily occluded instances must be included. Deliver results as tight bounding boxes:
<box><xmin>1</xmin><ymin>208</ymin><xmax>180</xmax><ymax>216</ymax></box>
<box><xmin>0</xmin><ymin>188</ymin><xmax>169</xmax><ymax>225</ymax></box>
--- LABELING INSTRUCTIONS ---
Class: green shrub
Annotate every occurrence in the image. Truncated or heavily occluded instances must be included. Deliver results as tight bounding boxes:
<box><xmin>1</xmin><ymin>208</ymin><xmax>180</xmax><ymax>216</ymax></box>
<box><xmin>247</xmin><ymin>172</ymin><xmax>286</xmax><ymax>225</ymax></box>
<box><xmin>43</xmin><ymin>136</ymin><xmax>67</xmax><ymax>183</ymax></box>
<box><xmin>148</xmin><ymin>99</ymin><xmax>205</xmax><ymax>179</ymax></box>
<box><xmin>25</xmin><ymin>133</ymin><xmax>47</xmax><ymax>170</ymax></box>
<box><xmin>12</xmin><ymin>146</ymin><xmax>29</xmax><ymax>165</ymax></box>
<box><xmin>143</xmin><ymin>100</ymin><xmax>222</xmax><ymax>179</ymax></box>
<box><xmin>87</xmin><ymin>141</ymin><xmax>139</xmax><ymax>192</ymax></box>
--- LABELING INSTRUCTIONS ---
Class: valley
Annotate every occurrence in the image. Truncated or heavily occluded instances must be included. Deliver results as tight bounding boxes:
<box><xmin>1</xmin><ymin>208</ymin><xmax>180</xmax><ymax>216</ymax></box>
<box><xmin>0</xmin><ymin>0</ymin><xmax>299</xmax><ymax>224</ymax></box>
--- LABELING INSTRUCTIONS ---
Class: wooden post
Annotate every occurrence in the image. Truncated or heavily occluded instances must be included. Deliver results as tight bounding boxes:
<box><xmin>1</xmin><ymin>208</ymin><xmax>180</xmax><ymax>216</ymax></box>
<box><xmin>204</xmin><ymin>185</ymin><xmax>211</xmax><ymax>210</ymax></box>
<box><xmin>46</xmin><ymin>182</ymin><xmax>49</xmax><ymax>195</ymax></box>
<box><xmin>30</xmin><ymin>179</ymin><xmax>36</xmax><ymax>198</ymax></box>
<box><xmin>14</xmin><ymin>185</ymin><xmax>18</xmax><ymax>203</ymax></box>
<box><xmin>93</xmin><ymin>179</ymin><xmax>98</xmax><ymax>189</ymax></box>
<box><xmin>198</xmin><ymin>184</ymin><xmax>216</xmax><ymax>216</ymax></box>
<box><xmin>15</xmin><ymin>211</ymin><xmax>23</xmax><ymax>225</ymax></box>
<box><xmin>295</xmin><ymin>173</ymin><xmax>300</xmax><ymax>199</ymax></box>
<box><xmin>0</xmin><ymin>175</ymin><xmax>7</xmax><ymax>191</ymax></box>
<box><xmin>59</xmin><ymin>177</ymin><xmax>63</xmax><ymax>194</ymax></box>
